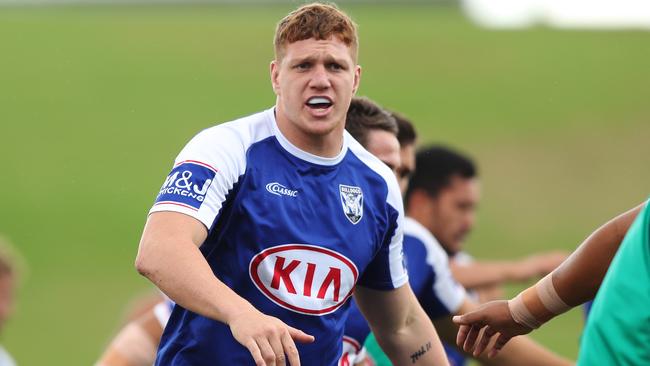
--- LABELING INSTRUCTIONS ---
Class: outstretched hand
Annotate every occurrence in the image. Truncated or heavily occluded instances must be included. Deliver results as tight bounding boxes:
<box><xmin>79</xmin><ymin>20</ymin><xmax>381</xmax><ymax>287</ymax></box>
<box><xmin>229</xmin><ymin>307</ymin><xmax>315</xmax><ymax>366</ymax></box>
<box><xmin>452</xmin><ymin>300</ymin><xmax>532</xmax><ymax>358</ymax></box>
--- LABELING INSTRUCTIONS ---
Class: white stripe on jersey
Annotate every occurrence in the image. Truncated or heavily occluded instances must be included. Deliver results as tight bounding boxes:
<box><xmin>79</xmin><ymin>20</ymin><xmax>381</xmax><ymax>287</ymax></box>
<box><xmin>404</xmin><ymin>217</ymin><xmax>466</xmax><ymax>313</ymax></box>
<box><xmin>347</xmin><ymin>135</ymin><xmax>409</xmax><ymax>289</ymax></box>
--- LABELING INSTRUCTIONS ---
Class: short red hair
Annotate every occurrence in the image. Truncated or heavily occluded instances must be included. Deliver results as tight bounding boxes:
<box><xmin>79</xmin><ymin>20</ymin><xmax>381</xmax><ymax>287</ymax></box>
<box><xmin>274</xmin><ymin>2</ymin><xmax>359</xmax><ymax>62</ymax></box>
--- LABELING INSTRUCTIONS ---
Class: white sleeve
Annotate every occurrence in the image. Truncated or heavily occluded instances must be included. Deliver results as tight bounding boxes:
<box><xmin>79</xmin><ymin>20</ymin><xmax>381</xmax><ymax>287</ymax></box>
<box><xmin>149</xmin><ymin>123</ymin><xmax>248</xmax><ymax>229</ymax></box>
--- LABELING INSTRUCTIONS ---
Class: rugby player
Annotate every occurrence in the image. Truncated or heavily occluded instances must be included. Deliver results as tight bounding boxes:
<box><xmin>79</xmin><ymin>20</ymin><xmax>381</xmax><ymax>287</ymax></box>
<box><xmin>135</xmin><ymin>3</ymin><xmax>448</xmax><ymax>365</ymax></box>
<box><xmin>405</xmin><ymin>146</ymin><xmax>566</xmax><ymax>303</ymax></box>
<box><xmin>453</xmin><ymin>200</ymin><xmax>647</xmax><ymax>364</ymax></box>
<box><xmin>342</xmin><ymin>110</ymin><xmax>572</xmax><ymax>366</ymax></box>
<box><xmin>0</xmin><ymin>237</ymin><xmax>20</xmax><ymax>366</ymax></box>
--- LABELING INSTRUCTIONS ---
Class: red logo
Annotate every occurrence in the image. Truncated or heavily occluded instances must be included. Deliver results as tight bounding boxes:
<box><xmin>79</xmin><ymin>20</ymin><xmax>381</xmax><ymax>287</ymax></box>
<box><xmin>250</xmin><ymin>244</ymin><xmax>358</xmax><ymax>315</ymax></box>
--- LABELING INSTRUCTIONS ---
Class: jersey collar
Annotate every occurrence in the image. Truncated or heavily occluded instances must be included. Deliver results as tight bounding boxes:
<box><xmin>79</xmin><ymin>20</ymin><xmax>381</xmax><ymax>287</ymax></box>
<box><xmin>267</xmin><ymin>108</ymin><xmax>349</xmax><ymax>166</ymax></box>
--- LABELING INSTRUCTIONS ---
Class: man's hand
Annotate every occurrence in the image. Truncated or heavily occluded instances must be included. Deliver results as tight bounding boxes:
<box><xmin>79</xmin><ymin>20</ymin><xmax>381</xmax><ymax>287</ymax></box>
<box><xmin>452</xmin><ymin>300</ymin><xmax>532</xmax><ymax>358</ymax></box>
<box><xmin>228</xmin><ymin>307</ymin><xmax>315</xmax><ymax>366</ymax></box>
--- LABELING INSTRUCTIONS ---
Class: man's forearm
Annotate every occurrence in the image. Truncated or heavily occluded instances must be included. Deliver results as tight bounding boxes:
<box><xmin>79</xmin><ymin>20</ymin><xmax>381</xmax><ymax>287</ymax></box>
<box><xmin>375</xmin><ymin>304</ymin><xmax>449</xmax><ymax>366</ymax></box>
<box><xmin>451</xmin><ymin>261</ymin><xmax>517</xmax><ymax>289</ymax></box>
<box><xmin>135</xmin><ymin>215</ymin><xmax>255</xmax><ymax>324</ymax></box>
<box><xmin>553</xmin><ymin>203</ymin><xmax>644</xmax><ymax>306</ymax></box>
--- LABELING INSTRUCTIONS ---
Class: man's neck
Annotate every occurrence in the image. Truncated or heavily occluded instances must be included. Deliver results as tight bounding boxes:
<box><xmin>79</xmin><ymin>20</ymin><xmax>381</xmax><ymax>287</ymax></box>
<box><xmin>274</xmin><ymin>110</ymin><xmax>344</xmax><ymax>158</ymax></box>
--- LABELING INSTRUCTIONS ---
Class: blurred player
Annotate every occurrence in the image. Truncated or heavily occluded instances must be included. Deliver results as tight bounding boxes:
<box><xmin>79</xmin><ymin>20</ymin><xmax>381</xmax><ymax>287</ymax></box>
<box><xmin>453</xmin><ymin>200</ymin><xmax>647</xmax><ymax>365</ymax></box>
<box><xmin>0</xmin><ymin>237</ymin><xmax>22</xmax><ymax>366</ymax></box>
<box><xmin>95</xmin><ymin>296</ymin><xmax>171</xmax><ymax>366</ymax></box>
<box><xmin>343</xmin><ymin>108</ymin><xmax>572</xmax><ymax>366</ymax></box>
<box><xmin>135</xmin><ymin>3</ymin><xmax>448</xmax><ymax>365</ymax></box>
<box><xmin>405</xmin><ymin>146</ymin><xmax>566</xmax><ymax>303</ymax></box>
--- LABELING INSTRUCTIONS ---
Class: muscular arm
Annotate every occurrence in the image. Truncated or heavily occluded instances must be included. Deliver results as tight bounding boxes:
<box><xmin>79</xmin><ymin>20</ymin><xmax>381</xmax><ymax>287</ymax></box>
<box><xmin>135</xmin><ymin>212</ymin><xmax>313</xmax><ymax>366</ymax></box>
<box><xmin>354</xmin><ymin>285</ymin><xmax>449</xmax><ymax>366</ymax></box>
<box><xmin>433</xmin><ymin>299</ymin><xmax>572</xmax><ymax>366</ymax></box>
<box><xmin>135</xmin><ymin>212</ymin><xmax>253</xmax><ymax>323</ymax></box>
<box><xmin>453</xmin><ymin>202</ymin><xmax>646</xmax><ymax>357</ymax></box>
<box><xmin>553</xmin><ymin>203</ymin><xmax>643</xmax><ymax>306</ymax></box>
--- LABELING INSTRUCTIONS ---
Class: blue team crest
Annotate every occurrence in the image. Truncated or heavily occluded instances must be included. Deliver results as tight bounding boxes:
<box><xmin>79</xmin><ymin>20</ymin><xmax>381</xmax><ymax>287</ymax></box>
<box><xmin>339</xmin><ymin>184</ymin><xmax>363</xmax><ymax>224</ymax></box>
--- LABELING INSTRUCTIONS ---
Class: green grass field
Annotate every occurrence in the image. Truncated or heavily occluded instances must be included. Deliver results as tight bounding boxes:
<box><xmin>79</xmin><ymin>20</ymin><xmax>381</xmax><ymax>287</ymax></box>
<box><xmin>0</xmin><ymin>3</ymin><xmax>648</xmax><ymax>364</ymax></box>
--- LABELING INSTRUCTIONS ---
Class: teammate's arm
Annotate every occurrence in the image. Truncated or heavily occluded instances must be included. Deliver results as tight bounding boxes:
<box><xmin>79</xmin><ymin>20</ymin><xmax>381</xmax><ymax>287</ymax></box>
<box><xmin>136</xmin><ymin>212</ymin><xmax>314</xmax><ymax>366</ymax></box>
<box><xmin>453</xmin><ymin>202</ymin><xmax>645</xmax><ymax>357</ymax></box>
<box><xmin>449</xmin><ymin>251</ymin><xmax>567</xmax><ymax>290</ymax></box>
<box><xmin>96</xmin><ymin>307</ymin><xmax>163</xmax><ymax>366</ymax></box>
<box><xmin>354</xmin><ymin>284</ymin><xmax>449</xmax><ymax>366</ymax></box>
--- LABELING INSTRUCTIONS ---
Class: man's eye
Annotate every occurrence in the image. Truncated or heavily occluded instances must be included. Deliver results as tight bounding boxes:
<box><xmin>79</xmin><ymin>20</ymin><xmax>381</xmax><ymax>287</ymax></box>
<box><xmin>328</xmin><ymin>63</ymin><xmax>343</xmax><ymax>71</ymax></box>
<box><xmin>295</xmin><ymin>63</ymin><xmax>310</xmax><ymax>70</ymax></box>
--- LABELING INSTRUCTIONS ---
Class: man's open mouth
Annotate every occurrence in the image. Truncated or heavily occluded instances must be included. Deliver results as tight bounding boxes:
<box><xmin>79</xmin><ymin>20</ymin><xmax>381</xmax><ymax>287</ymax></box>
<box><xmin>306</xmin><ymin>97</ymin><xmax>333</xmax><ymax>110</ymax></box>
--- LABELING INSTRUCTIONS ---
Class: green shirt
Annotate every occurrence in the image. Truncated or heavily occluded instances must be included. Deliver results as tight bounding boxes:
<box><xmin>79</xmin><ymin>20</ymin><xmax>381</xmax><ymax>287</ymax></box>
<box><xmin>578</xmin><ymin>199</ymin><xmax>650</xmax><ymax>365</ymax></box>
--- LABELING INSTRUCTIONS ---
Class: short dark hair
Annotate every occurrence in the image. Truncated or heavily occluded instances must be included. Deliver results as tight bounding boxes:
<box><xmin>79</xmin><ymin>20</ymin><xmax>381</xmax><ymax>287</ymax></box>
<box><xmin>405</xmin><ymin>145</ymin><xmax>477</xmax><ymax>203</ymax></box>
<box><xmin>346</xmin><ymin>97</ymin><xmax>397</xmax><ymax>147</ymax></box>
<box><xmin>391</xmin><ymin>111</ymin><xmax>417</xmax><ymax>146</ymax></box>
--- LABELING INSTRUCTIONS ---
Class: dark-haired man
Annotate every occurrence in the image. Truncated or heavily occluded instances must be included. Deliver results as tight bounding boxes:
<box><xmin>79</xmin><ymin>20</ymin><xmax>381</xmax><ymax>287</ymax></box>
<box><xmin>406</xmin><ymin>146</ymin><xmax>566</xmax><ymax>303</ymax></box>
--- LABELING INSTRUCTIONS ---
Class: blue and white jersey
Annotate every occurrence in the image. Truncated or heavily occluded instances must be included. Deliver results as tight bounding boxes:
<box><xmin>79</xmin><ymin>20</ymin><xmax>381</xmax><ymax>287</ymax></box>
<box><xmin>341</xmin><ymin>217</ymin><xmax>466</xmax><ymax>363</ymax></box>
<box><xmin>153</xmin><ymin>297</ymin><xmax>175</xmax><ymax>328</ymax></box>
<box><xmin>403</xmin><ymin>217</ymin><xmax>465</xmax><ymax>318</ymax></box>
<box><xmin>149</xmin><ymin>108</ymin><xmax>408</xmax><ymax>366</ymax></box>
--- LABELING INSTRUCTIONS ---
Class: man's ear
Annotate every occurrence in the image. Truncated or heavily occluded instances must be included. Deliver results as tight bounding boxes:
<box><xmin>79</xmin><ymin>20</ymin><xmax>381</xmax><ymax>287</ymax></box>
<box><xmin>352</xmin><ymin>65</ymin><xmax>362</xmax><ymax>95</ymax></box>
<box><xmin>270</xmin><ymin>60</ymin><xmax>280</xmax><ymax>96</ymax></box>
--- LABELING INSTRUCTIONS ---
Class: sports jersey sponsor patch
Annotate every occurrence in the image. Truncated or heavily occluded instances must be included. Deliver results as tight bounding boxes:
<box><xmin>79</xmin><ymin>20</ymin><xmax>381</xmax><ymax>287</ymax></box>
<box><xmin>250</xmin><ymin>244</ymin><xmax>358</xmax><ymax>315</ymax></box>
<box><xmin>154</xmin><ymin>161</ymin><xmax>217</xmax><ymax>210</ymax></box>
<box><xmin>339</xmin><ymin>185</ymin><xmax>364</xmax><ymax>224</ymax></box>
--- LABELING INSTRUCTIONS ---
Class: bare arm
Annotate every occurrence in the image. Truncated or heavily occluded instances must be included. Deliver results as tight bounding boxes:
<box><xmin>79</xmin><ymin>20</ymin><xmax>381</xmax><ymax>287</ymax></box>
<box><xmin>96</xmin><ymin>307</ymin><xmax>164</xmax><ymax>366</ymax></box>
<box><xmin>354</xmin><ymin>284</ymin><xmax>449</xmax><ymax>366</ymax></box>
<box><xmin>453</xmin><ymin>202</ymin><xmax>645</xmax><ymax>357</ymax></box>
<box><xmin>450</xmin><ymin>251</ymin><xmax>567</xmax><ymax>290</ymax></box>
<box><xmin>135</xmin><ymin>212</ymin><xmax>313</xmax><ymax>366</ymax></box>
<box><xmin>553</xmin><ymin>203</ymin><xmax>643</xmax><ymax>306</ymax></box>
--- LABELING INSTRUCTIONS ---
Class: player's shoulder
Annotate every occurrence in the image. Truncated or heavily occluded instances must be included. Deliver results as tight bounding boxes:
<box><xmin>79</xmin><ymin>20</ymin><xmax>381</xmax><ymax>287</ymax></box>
<box><xmin>188</xmin><ymin>108</ymin><xmax>274</xmax><ymax>150</ymax></box>
<box><xmin>346</xmin><ymin>131</ymin><xmax>402</xmax><ymax>207</ymax></box>
<box><xmin>404</xmin><ymin>217</ymin><xmax>448</xmax><ymax>261</ymax></box>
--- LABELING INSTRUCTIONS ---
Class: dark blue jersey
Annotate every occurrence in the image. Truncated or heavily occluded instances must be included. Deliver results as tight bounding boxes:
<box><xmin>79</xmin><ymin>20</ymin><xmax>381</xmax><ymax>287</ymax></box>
<box><xmin>149</xmin><ymin>108</ymin><xmax>408</xmax><ymax>366</ymax></box>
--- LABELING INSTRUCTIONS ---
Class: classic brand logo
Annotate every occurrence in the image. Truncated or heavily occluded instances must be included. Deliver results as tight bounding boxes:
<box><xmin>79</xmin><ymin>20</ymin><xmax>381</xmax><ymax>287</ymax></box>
<box><xmin>339</xmin><ymin>185</ymin><xmax>364</xmax><ymax>224</ymax></box>
<box><xmin>155</xmin><ymin>160</ymin><xmax>217</xmax><ymax>210</ymax></box>
<box><xmin>265</xmin><ymin>182</ymin><xmax>298</xmax><ymax>198</ymax></box>
<box><xmin>250</xmin><ymin>244</ymin><xmax>358</xmax><ymax>316</ymax></box>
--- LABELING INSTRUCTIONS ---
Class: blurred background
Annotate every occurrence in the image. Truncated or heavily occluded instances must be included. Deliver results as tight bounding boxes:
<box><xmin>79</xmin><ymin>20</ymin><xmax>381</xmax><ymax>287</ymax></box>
<box><xmin>0</xmin><ymin>0</ymin><xmax>648</xmax><ymax>364</ymax></box>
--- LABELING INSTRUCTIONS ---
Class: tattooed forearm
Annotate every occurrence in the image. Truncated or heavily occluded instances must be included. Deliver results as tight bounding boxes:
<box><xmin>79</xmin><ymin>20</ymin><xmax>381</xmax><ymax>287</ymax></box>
<box><xmin>410</xmin><ymin>341</ymin><xmax>432</xmax><ymax>364</ymax></box>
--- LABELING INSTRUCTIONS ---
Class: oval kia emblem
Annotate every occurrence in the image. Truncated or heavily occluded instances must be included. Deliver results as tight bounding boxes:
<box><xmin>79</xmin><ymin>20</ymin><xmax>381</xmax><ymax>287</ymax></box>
<box><xmin>250</xmin><ymin>244</ymin><xmax>358</xmax><ymax>316</ymax></box>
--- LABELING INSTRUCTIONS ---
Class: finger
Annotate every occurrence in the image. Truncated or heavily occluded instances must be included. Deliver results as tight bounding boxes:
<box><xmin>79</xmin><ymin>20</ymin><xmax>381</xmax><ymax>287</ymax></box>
<box><xmin>463</xmin><ymin>325</ymin><xmax>482</xmax><ymax>353</ymax></box>
<box><xmin>456</xmin><ymin>324</ymin><xmax>471</xmax><ymax>347</ymax></box>
<box><xmin>473</xmin><ymin>326</ymin><xmax>496</xmax><ymax>357</ymax></box>
<box><xmin>256</xmin><ymin>338</ymin><xmax>277</xmax><ymax>366</ymax></box>
<box><xmin>244</xmin><ymin>339</ymin><xmax>266</xmax><ymax>366</ymax></box>
<box><xmin>287</xmin><ymin>326</ymin><xmax>315</xmax><ymax>344</ymax></box>
<box><xmin>452</xmin><ymin>311</ymin><xmax>481</xmax><ymax>325</ymax></box>
<box><xmin>269</xmin><ymin>333</ymin><xmax>287</xmax><ymax>366</ymax></box>
<box><xmin>488</xmin><ymin>334</ymin><xmax>511</xmax><ymax>358</ymax></box>
<box><xmin>281</xmin><ymin>328</ymin><xmax>301</xmax><ymax>366</ymax></box>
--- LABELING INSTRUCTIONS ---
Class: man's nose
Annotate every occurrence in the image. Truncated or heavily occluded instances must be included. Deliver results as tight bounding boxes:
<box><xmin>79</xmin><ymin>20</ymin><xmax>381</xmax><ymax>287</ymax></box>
<box><xmin>309</xmin><ymin>65</ymin><xmax>331</xmax><ymax>89</ymax></box>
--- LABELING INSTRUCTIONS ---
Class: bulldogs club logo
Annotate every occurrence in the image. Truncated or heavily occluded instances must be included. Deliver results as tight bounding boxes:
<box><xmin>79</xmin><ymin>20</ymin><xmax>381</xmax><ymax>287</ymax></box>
<box><xmin>249</xmin><ymin>244</ymin><xmax>358</xmax><ymax>316</ymax></box>
<box><xmin>339</xmin><ymin>185</ymin><xmax>363</xmax><ymax>224</ymax></box>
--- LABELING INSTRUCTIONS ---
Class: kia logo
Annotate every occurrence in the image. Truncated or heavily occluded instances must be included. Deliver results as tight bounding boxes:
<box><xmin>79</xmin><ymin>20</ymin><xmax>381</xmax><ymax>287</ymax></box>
<box><xmin>250</xmin><ymin>244</ymin><xmax>358</xmax><ymax>315</ymax></box>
